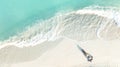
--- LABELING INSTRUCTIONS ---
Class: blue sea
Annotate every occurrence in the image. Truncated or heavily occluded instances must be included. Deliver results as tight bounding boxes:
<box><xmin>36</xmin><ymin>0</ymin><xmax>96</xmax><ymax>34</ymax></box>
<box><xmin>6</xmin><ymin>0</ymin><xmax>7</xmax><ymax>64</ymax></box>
<box><xmin>0</xmin><ymin>0</ymin><xmax>120</xmax><ymax>46</ymax></box>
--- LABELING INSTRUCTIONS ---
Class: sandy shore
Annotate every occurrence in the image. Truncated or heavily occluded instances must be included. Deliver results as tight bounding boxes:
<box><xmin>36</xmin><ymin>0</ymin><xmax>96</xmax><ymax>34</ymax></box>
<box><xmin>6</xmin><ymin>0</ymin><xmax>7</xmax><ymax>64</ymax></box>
<box><xmin>0</xmin><ymin>38</ymin><xmax>120</xmax><ymax>67</ymax></box>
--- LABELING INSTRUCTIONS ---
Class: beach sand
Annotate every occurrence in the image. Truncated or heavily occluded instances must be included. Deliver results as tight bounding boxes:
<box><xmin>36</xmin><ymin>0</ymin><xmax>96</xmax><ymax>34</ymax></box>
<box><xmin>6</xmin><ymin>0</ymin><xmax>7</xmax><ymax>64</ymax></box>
<box><xmin>0</xmin><ymin>38</ymin><xmax>120</xmax><ymax>67</ymax></box>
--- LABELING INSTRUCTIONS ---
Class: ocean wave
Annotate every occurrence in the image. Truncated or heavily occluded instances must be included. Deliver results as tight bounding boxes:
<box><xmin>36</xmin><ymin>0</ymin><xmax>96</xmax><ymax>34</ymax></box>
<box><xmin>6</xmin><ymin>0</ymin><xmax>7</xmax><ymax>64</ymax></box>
<box><xmin>0</xmin><ymin>6</ymin><xmax>120</xmax><ymax>47</ymax></box>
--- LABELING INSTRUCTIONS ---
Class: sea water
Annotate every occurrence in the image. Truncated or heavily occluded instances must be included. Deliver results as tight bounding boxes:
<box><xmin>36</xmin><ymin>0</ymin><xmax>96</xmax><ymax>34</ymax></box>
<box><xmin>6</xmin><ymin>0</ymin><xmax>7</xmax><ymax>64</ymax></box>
<box><xmin>0</xmin><ymin>0</ymin><xmax>120</xmax><ymax>41</ymax></box>
<box><xmin>0</xmin><ymin>0</ymin><xmax>120</xmax><ymax>46</ymax></box>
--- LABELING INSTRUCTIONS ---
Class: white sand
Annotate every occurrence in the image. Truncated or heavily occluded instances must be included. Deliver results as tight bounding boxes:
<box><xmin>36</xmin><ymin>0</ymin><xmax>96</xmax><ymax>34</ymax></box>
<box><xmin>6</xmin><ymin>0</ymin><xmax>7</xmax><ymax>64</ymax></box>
<box><xmin>0</xmin><ymin>38</ymin><xmax>120</xmax><ymax>67</ymax></box>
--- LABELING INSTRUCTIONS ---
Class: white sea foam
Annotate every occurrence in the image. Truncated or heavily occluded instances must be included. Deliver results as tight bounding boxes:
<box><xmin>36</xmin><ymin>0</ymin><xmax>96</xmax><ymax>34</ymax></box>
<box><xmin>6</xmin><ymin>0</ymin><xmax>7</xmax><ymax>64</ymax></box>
<box><xmin>0</xmin><ymin>6</ymin><xmax>120</xmax><ymax>47</ymax></box>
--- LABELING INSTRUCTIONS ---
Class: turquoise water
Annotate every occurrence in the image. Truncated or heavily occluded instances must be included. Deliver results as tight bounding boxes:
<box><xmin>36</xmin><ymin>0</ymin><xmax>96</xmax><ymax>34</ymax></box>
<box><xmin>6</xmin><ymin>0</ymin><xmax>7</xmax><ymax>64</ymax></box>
<box><xmin>0</xmin><ymin>0</ymin><xmax>120</xmax><ymax>40</ymax></box>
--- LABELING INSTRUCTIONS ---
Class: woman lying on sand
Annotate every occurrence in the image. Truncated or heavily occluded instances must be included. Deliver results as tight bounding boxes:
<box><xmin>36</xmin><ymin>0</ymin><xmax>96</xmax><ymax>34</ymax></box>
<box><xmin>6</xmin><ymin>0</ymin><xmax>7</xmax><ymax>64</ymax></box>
<box><xmin>77</xmin><ymin>45</ymin><xmax>93</xmax><ymax>62</ymax></box>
